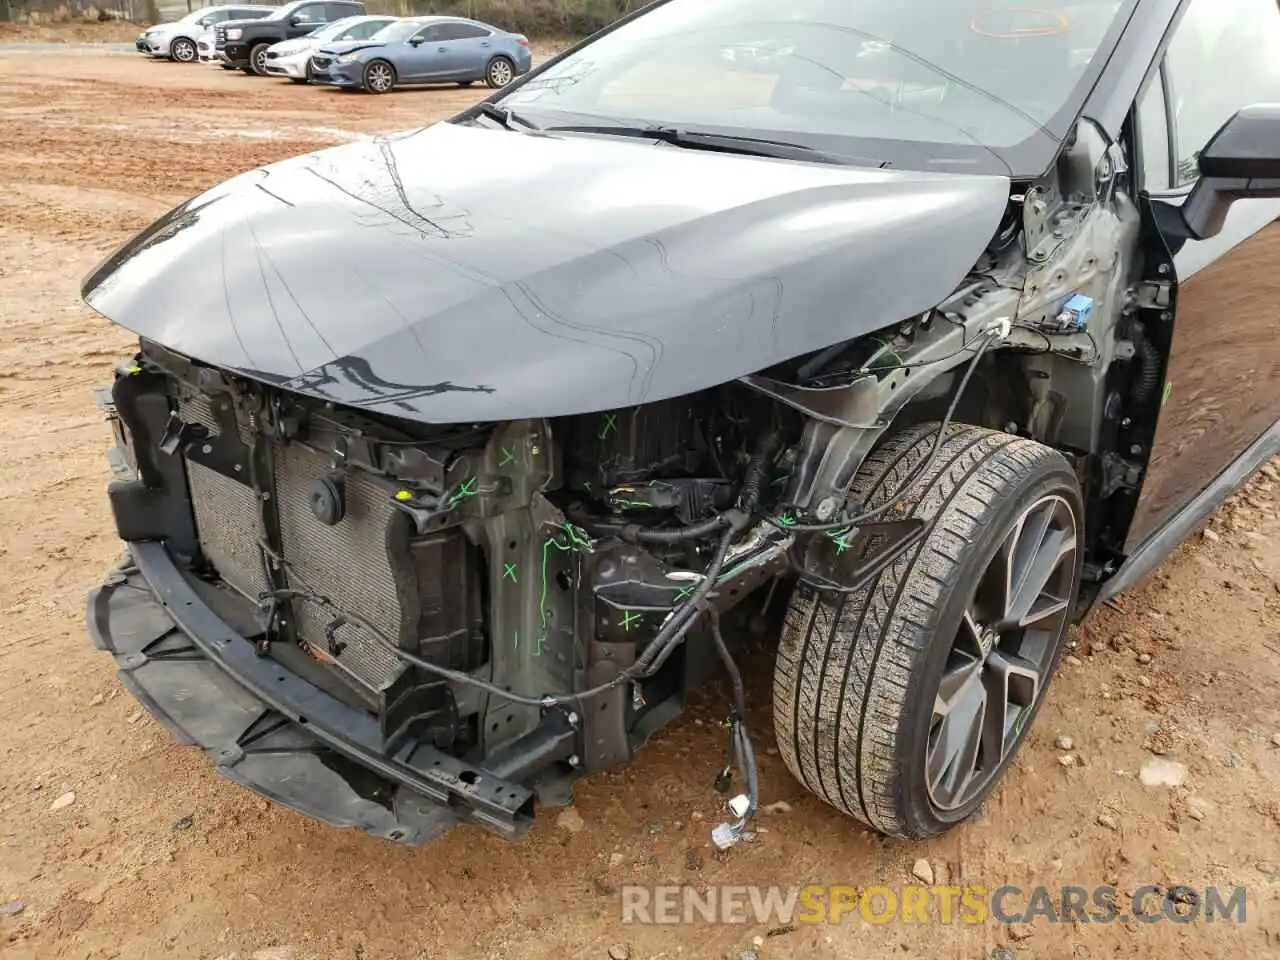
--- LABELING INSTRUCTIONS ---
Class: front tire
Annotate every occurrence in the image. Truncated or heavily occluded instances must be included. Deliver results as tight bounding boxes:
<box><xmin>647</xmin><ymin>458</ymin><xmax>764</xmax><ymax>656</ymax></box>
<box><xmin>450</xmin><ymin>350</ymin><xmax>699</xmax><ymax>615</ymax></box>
<box><xmin>170</xmin><ymin>37</ymin><xmax>197</xmax><ymax>62</ymax></box>
<box><xmin>361</xmin><ymin>59</ymin><xmax>395</xmax><ymax>94</ymax></box>
<box><xmin>249</xmin><ymin>42</ymin><xmax>271</xmax><ymax>76</ymax></box>
<box><xmin>484</xmin><ymin>55</ymin><xmax>514</xmax><ymax>88</ymax></box>
<box><xmin>772</xmin><ymin>423</ymin><xmax>1083</xmax><ymax>840</ymax></box>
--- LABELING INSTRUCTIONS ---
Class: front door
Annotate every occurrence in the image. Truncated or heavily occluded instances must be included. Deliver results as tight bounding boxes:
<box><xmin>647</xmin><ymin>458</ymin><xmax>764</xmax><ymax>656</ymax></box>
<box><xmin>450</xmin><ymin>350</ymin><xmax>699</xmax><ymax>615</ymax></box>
<box><xmin>286</xmin><ymin>2</ymin><xmax>328</xmax><ymax>38</ymax></box>
<box><xmin>400</xmin><ymin>23</ymin><xmax>449</xmax><ymax>82</ymax></box>
<box><xmin>1124</xmin><ymin>0</ymin><xmax>1280</xmax><ymax>550</ymax></box>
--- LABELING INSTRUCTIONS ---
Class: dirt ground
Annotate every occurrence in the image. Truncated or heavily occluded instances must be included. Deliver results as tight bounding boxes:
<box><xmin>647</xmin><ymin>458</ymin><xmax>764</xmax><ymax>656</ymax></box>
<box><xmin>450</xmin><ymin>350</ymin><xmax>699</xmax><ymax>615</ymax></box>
<box><xmin>0</xmin><ymin>40</ymin><xmax>1278</xmax><ymax>960</ymax></box>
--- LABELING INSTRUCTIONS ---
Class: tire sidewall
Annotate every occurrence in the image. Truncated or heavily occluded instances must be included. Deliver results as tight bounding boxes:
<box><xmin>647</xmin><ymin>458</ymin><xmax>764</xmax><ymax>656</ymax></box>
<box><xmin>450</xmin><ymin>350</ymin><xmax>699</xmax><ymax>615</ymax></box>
<box><xmin>896</xmin><ymin>458</ymin><xmax>1084</xmax><ymax>834</ymax></box>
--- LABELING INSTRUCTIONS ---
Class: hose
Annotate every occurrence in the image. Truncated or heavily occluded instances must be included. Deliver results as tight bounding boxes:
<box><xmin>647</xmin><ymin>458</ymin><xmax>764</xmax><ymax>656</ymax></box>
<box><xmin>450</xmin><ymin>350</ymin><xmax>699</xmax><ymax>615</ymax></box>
<box><xmin>1131</xmin><ymin>328</ymin><xmax>1161</xmax><ymax>405</ymax></box>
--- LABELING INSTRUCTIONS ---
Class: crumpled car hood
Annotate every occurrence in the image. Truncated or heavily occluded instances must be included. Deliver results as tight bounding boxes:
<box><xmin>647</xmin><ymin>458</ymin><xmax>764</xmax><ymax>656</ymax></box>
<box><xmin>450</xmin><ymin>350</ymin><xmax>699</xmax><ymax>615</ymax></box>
<box><xmin>82</xmin><ymin>121</ymin><xmax>1011</xmax><ymax>423</ymax></box>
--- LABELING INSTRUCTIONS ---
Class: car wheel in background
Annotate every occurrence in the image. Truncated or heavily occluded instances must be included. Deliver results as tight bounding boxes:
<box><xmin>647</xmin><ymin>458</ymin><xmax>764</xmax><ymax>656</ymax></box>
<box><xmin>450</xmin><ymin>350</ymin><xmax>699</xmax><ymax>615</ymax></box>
<box><xmin>170</xmin><ymin>37</ymin><xmax>197</xmax><ymax>62</ymax></box>
<box><xmin>485</xmin><ymin>56</ymin><xmax>514</xmax><ymax>88</ymax></box>
<box><xmin>362</xmin><ymin>59</ymin><xmax>396</xmax><ymax>94</ymax></box>
<box><xmin>772</xmin><ymin>423</ymin><xmax>1084</xmax><ymax>839</ymax></box>
<box><xmin>249</xmin><ymin>43</ymin><xmax>272</xmax><ymax>76</ymax></box>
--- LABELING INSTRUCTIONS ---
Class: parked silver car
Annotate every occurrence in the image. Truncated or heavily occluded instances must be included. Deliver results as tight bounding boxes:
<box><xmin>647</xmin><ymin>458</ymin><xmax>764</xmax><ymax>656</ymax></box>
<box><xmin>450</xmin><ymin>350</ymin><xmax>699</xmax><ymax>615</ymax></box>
<box><xmin>137</xmin><ymin>5</ymin><xmax>277</xmax><ymax>63</ymax></box>
<box><xmin>263</xmin><ymin>15</ymin><xmax>399</xmax><ymax>82</ymax></box>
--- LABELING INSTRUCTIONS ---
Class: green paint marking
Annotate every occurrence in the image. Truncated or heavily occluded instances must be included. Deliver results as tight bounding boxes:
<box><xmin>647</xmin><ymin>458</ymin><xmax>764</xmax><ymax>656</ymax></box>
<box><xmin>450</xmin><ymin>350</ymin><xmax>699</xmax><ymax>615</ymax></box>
<box><xmin>778</xmin><ymin>513</ymin><xmax>797</xmax><ymax>527</ymax></box>
<box><xmin>445</xmin><ymin>475</ymin><xmax>478</xmax><ymax>507</ymax></box>
<box><xmin>831</xmin><ymin>531</ymin><xmax>854</xmax><ymax>555</ymax></box>
<box><xmin>1162</xmin><ymin>380</ymin><xmax>1172</xmax><ymax>407</ymax></box>
<box><xmin>582</xmin><ymin>481</ymin><xmax>593</xmax><ymax>493</ymax></box>
<box><xmin>564</xmin><ymin>523</ymin><xmax>594</xmax><ymax>551</ymax></box>
<box><xmin>598</xmin><ymin>413</ymin><xmax>619</xmax><ymax>440</ymax></box>
<box><xmin>621</xmin><ymin>610</ymin><xmax>643</xmax><ymax>632</ymax></box>
<box><xmin>499</xmin><ymin>446</ymin><xmax>517</xmax><ymax>467</ymax></box>
<box><xmin>503</xmin><ymin>562</ymin><xmax>518</xmax><ymax>583</ymax></box>
<box><xmin>675</xmin><ymin>584</ymin><xmax>697</xmax><ymax>601</ymax></box>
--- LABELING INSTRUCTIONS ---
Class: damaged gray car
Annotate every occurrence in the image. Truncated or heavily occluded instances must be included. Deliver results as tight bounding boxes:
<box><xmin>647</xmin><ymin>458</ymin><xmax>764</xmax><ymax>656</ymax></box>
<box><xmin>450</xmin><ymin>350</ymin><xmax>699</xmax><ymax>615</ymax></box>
<box><xmin>83</xmin><ymin>0</ymin><xmax>1280</xmax><ymax>846</ymax></box>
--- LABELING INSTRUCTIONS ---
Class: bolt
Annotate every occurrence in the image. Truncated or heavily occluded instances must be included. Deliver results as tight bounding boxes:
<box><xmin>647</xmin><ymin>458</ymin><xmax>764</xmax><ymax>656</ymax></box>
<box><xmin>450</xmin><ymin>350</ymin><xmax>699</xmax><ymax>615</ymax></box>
<box><xmin>233</xmin><ymin>464</ymin><xmax>242</xmax><ymax>472</ymax></box>
<box><xmin>1130</xmin><ymin>445</ymin><xmax>1143</xmax><ymax>456</ymax></box>
<box><xmin>530</xmin><ymin>445</ymin><xmax>541</xmax><ymax>456</ymax></box>
<box><xmin>1160</xmin><ymin>311</ymin><xmax>1172</xmax><ymax>321</ymax></box>
<box><xmin>815</xmin><ymin>497</ymin><xmax>840</xmax><ymax>521</ymax></box>
<box><xmin>567</xmin><ymin>711</ymin><xmax>579</xmax><ymax>727</ymax></box>
<box><xmin>1157</xmin><ymin>263</ymin><xmax>1171</xmax><ymax>275</ymax></box>
<box><xmin>201</xmin><ymin>444</ymin><xmax>212</xmax><ymax>454</ymax></box>
<box><xmin>568</xmin><ymin>754</ymin><xmax>581</xmax><ymax>768</ymax></box>
<box><xmin>1004</xmin><ymin>421</ymin><xmax>1019</xmax><ymax>435</ymax></box>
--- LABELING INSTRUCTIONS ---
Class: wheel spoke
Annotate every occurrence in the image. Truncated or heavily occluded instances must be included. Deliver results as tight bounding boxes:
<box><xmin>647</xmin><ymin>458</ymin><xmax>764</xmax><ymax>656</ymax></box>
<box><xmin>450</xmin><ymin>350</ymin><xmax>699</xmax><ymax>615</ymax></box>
<box><xmin>927</xmin><ymin>674</ymin><xmax>986</xmax><ymax>805</ymax></box>
<box><xmin>1003</xmin><ymin>526</ymin><xmax>1075</xmax><ymax>629</ymax></box>
<box><xmin>935</xmin><ymin>653</ymin><xmax>982</xmax><ymax>715</ymax></box>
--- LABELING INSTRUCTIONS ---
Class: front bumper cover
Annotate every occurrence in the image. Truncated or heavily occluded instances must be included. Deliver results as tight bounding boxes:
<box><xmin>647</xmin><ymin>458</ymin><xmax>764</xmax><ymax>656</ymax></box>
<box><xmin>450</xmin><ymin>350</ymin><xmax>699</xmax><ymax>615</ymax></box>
<box><xmin>88</xmin><ymin>541</ymin><xmax>573</xmax><ymax>844</ymax></box>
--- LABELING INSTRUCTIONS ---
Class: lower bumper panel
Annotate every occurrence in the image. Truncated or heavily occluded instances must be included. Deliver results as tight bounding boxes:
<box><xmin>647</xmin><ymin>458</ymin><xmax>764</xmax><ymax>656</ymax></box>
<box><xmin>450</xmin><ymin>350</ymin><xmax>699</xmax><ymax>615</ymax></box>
<box><xmin>88</xmin><ymin>543</ymin><xmax>551</xmax><ymax>844</ymax></box>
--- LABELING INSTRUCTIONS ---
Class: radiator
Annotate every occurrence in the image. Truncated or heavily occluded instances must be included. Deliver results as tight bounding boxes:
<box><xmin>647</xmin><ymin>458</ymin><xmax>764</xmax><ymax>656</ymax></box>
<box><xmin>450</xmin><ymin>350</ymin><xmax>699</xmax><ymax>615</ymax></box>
<box><xmin>178</xmin><ymin>396</ymin><xmax>406</xmax><ymax>693</ymax></box>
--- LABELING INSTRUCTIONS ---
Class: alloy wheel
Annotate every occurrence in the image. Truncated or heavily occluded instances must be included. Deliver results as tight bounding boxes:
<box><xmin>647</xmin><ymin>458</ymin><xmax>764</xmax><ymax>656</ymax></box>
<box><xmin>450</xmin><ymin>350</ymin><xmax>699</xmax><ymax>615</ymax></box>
<box><xmin>253</xmin><ymin>47</ymin><xmax>269</xmax><ymax>74</ymax></box>
<box><xmin>925</xmin><ymin>493</ymin><xmax>1078</xmax><ymax>811</ymax></box>
<box><xmin>172</xmin><ymin>38</ymin><xmax>196</xmax><ymax>62</ymax></box>
<box><xmin>365</xmin><ymin>62</ymin><xmax>394</xmax><ymax>93</ymax></box>
<box><xmin>487</xmin><ymin>58</ymin><xmax>513</xmax><ymax>87</ymax></box>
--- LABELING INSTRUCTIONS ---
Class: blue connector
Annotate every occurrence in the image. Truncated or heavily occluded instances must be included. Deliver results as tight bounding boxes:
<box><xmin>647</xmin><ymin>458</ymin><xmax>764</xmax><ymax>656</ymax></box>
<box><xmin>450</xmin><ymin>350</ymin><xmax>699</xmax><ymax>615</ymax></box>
<box><xmin>1057</xmin><ymin>293</ymin><xmax>1095</xmax><ymax>331</ymax></box>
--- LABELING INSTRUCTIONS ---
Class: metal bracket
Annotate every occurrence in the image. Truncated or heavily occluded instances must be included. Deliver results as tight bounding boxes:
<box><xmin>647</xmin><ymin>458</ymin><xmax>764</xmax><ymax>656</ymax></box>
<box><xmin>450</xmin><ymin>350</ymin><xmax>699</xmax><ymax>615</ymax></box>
<box><xmin>1127</xmin><ymin>279</ymin><xmax>1173</xmax><ymax>311</ymax></box>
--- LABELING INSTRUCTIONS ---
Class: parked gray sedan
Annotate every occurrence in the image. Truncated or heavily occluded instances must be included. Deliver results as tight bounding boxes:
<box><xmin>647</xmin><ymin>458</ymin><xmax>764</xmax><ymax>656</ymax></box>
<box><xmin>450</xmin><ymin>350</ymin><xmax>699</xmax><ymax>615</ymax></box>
<box><xmin>309</xmin><ymin>16</ymin><xmax>532</xmax><ymax>93</ymax></box>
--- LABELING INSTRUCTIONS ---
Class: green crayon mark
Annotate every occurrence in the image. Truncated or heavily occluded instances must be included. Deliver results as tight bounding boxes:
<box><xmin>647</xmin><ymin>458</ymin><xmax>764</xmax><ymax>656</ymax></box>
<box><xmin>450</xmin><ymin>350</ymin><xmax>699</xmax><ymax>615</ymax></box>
<box><xmin>599</xmin><ymin>413</ymin><xmax>619</xmax><ymax>439</ymax></box>
<box><xmin>499</xmin><ymin>446</ymin><xmax>517</xmax><ymax>467</ymax></box>
<box><xmin>621</xmin><ymin>610</ymin><xmax>643</xmax><ymax>632</ymax></box>
<box><xmin>445</xmin><ymin>475</ymin><xmax>478</xmax><ymax>507</ymax></box>
<box><xmin>675</xmin><ymin>584</ymin><xmax>697</xmax><ymax>601</ymax></box>
<box><xmin>1162</xmin><ymin>380</ymin><xmax>1172</xmax><ymax>406</ymax></box>
<box><xmin>503</xmin><ymin>561</ymin><xmax>518</xmax><ymax>583</ymax></box>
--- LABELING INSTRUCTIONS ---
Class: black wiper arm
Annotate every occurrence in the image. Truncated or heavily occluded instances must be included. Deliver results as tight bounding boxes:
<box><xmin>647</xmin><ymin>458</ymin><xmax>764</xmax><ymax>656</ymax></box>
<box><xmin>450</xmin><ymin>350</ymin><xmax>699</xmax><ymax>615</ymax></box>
<box><xmin>545</xmin><ymin>124</ymin><xmax>848</xmax><ymax>165</ymax></box>
<box><xmin>473</xmin><ymin>102</ymin><xmax>542</xmax><ymax>132</ymax></box>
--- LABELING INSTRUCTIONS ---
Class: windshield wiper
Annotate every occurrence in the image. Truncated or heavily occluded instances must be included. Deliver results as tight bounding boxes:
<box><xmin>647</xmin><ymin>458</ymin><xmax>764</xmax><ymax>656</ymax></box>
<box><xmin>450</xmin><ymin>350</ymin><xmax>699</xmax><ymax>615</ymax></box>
<box><xmin>544</xmin><ymin>124</ymin><xmax>849</xmax><ymax>165</ymax></box>
<box><xmin>473</xmin><ymin>102</ymin><xmax>542</xmax><ymax>132</ymax></box>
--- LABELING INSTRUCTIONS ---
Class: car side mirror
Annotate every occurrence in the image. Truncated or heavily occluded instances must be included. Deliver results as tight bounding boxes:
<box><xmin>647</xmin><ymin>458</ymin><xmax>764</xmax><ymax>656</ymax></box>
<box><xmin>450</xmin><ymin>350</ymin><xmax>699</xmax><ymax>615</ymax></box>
<box><xmin>408</xmin><ymin>36</ymin><xmax>423</xmax><ymax>46</ymax></box>
<box><xmin>289</xmin><ymin>15</ymin><xmax>305</xmax><ymax>25</ymax></box>
<box><xmin>1180</xmin><ymin>103</ymin><xmax>1280</xmax><ymax>240</ymax></box>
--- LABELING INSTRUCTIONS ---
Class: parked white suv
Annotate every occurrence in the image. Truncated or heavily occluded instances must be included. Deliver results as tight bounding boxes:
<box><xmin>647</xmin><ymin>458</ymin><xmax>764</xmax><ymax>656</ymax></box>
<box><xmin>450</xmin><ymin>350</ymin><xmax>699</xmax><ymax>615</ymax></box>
<box><xmin>137</xmin><ymin>4</ymin><xmax>277</xmax><ymax>63</ymax></box>
<box><xmin>262</xmin><ymin>14</ymin><xmax>397</xmax><ymax>81</ymax></box>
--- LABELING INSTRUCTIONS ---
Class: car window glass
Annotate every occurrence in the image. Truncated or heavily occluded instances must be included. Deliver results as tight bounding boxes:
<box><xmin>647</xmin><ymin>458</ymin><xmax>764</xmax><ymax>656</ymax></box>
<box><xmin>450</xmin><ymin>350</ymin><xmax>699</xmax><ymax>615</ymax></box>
<box><xmin>325</xmin><ymin>3</ymin><xmax>357</xmax><ymax>20</ymax></box>
<box><xmin>448</xmin><ymin>23</ymin><xmax>489</xmax><ymax>40</ymax></box>
<box><xmin>1135</xmin><ymin>69</ymin><xmax>1171</xmax><ymax>192</ymax></box>
<box><xmin>292</xmin><ymin>4</ymin><xmax>326</xmax><ymax>23</ymax></box>
<box><xmin>413</xmin><ymin>25</ymin><xmax>442</xmax><ymax>42</ymax></box>
<box><xmin>356</xmin><ymin>20</ymin><xmax>387</xmax><ymax>38</ymax></box>
<box><xmin>1162</xmin><ymin>0</ymin><xmax>1280</xmax><ymax>187</ymax></box>
<box><xmin>435</xmin><ymin>22</ymin><xmax>481</xmax><ymax>41</ymax></box>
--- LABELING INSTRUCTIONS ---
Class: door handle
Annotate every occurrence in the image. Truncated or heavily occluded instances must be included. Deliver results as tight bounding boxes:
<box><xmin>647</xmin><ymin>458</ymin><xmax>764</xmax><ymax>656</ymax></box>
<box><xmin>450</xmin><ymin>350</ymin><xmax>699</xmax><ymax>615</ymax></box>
<box><xmin>438</xmin><ymin>46</ymin><xmax>447</xmax><ymax>52</ymax></box>
<box><xmin>480</xmin><ymin>41</ymin><xmax>489</xmax><ymax>47</ymax></box>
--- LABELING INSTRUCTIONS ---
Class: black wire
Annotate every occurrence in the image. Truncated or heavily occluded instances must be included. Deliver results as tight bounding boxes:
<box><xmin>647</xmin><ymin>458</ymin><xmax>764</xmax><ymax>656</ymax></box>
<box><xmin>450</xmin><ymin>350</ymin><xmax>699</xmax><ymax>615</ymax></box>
<box><xmin>263</xmin><ymin>526</ymin><xmax>737</xmax><ymax>709</ymax></box>
<box><xmin>762</xmin><ymin>330</ymin><xmax>997</xmax><ymax>534</ymax></box>
<box><xmin>709</xmin><ymin>609</ymin><xmax>758</xmax><ymax>822</ymax></box>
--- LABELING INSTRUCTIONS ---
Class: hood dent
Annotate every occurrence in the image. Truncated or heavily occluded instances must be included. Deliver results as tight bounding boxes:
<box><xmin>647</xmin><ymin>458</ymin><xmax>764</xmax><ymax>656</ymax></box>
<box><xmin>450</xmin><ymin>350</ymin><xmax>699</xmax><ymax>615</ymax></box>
<box><xmin>82</xmin><ymin>122</ymin><xmax>1011</xmax><ymax>423</ymax></box>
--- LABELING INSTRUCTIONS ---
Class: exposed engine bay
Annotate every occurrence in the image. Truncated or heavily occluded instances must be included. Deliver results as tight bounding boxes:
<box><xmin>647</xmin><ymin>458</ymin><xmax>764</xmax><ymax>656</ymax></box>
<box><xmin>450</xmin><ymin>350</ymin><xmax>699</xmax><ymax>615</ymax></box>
<box><xmin>92</xmin><ymin>115</ymin><xmax>1169</xmax><ymax>846</ymax></box>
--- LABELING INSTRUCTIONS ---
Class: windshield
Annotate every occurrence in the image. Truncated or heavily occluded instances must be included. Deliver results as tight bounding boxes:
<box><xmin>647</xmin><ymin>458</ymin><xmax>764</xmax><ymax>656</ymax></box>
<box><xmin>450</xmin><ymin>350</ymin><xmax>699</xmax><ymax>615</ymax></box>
<box><xmin>497</xmin><ymin>0</ymin><xmax>1137</xmax><ymax>175</ymax></box>
<box><xmin>266</xmin><ymin>3</ymin><xmax>298</xmax><ymax>20</ymax></box>
<box><xmin>182</xmin><ymin>7</ymin><xmax>215</xmax><ymax>22</ymax></box>
<box><xmin>311</xmin><ymin>16</ymin><xmax>356</xmax><ymax>39</ymax></box>
<box><xmin>371</xmin><ymin>19</ymin><xmax>425</xmax><ymax>42</ymax></box>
